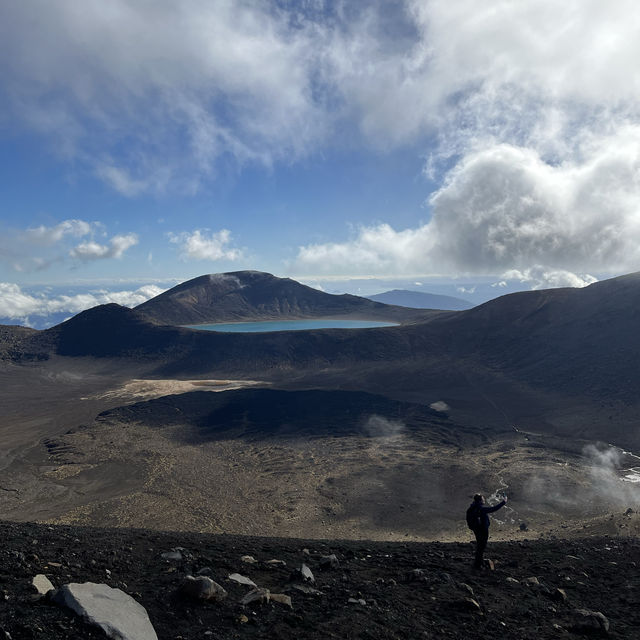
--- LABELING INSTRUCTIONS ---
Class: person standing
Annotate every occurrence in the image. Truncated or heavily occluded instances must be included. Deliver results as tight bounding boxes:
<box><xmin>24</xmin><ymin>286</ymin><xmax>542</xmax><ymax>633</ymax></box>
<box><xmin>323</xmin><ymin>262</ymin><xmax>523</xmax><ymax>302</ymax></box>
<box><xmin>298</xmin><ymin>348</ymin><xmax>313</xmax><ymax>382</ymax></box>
<box><xmin>467</xmin><ymin>493</ymin><xmax>507</xmax><ymax>569</ymax></box>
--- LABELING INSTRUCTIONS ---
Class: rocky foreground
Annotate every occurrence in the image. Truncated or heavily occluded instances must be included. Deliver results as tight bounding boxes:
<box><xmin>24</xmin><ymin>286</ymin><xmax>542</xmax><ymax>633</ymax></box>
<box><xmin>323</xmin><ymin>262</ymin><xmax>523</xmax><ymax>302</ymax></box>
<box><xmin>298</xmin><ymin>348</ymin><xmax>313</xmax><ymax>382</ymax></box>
<box><xmin>1</xmin><ymin>521</ymin><xmax>638</xmax><ymax>639</ymax></box>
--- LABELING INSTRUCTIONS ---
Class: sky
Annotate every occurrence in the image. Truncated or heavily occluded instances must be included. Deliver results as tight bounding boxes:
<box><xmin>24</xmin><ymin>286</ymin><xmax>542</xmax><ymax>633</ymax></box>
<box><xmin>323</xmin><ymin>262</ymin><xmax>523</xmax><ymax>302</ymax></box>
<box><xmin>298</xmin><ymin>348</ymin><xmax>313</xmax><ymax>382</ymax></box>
<box><xmin>2</xmin><ymin>1</ymin><xmax>640</xmax><ymax>327</ymax></box>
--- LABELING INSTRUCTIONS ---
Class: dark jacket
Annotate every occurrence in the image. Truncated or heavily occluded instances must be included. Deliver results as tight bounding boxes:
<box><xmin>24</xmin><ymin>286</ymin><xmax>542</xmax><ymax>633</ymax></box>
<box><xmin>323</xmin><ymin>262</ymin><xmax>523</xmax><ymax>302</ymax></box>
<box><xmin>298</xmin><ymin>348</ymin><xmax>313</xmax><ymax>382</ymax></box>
<box><xmin>469</xmin><ymin>500</ymin><xmax>506</xmax><ymax>529</ymax></box>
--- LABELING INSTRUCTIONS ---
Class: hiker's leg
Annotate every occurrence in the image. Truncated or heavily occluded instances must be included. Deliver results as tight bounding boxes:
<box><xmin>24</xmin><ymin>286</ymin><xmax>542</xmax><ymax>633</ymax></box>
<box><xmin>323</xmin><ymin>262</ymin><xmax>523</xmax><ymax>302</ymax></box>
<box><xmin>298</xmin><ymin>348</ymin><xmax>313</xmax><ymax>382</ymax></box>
<box><xmin>474</xmin><ymin>528</ymin><xmax>488</xmax><ymax>568</ymax></box>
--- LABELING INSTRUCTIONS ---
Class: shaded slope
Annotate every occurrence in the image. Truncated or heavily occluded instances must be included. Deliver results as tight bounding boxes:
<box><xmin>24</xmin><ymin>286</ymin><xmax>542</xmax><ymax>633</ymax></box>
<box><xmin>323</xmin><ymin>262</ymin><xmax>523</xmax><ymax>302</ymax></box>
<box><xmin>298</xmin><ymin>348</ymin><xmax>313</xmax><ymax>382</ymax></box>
<box><xmin>97</xmin><ymin>387</ymin><xmax>484</xmax><ymax>446</ymax></box>
<box><xmin>134</xmin><ymin>271</ymin><xmax>428</xmax><ymax>325</ymax></box>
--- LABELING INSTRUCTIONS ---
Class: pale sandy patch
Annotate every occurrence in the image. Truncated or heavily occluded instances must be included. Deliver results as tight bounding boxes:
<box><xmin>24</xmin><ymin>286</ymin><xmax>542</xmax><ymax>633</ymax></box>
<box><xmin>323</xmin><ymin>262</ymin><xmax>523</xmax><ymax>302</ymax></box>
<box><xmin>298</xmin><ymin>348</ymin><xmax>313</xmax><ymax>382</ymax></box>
<box><xmin>83</xmin><ymin>378</ymin><xmax>266</xmax><ymax>401</ymax></box>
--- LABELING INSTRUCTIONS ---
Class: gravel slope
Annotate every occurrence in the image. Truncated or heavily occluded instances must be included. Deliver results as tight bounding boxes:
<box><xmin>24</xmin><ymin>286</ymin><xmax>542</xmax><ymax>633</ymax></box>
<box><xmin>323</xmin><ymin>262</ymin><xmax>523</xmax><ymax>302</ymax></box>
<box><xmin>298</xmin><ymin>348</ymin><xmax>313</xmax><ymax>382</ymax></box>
<box><xmin>1</xmin><ymin>520</ymin><xmax>638</xmax><ymax>639</ymax></box>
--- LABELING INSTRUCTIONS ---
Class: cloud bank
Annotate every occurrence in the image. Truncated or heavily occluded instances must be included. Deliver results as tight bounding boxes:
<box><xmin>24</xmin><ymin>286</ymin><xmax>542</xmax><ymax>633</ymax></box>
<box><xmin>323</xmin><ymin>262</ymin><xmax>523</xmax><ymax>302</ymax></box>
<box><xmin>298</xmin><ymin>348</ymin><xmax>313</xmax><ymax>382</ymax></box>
<box><xmin>0</xmin><ymin>220</ymin><xmax>138</xmax><ymax>273</ymax></box>
<box><xmin>0</xmin><ymin>283</ymin><xmax>166</xmax><ymax>325</ymax></box>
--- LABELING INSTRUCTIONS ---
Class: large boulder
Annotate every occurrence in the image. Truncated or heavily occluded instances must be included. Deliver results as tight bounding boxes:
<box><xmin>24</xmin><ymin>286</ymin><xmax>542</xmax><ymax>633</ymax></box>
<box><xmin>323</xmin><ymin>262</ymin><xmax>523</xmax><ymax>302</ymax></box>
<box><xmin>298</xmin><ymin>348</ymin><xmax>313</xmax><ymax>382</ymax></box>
<box><xmin>52</xmin><ymin>582</ymin><xmax>157</xmax><ymax>640</ymax></box>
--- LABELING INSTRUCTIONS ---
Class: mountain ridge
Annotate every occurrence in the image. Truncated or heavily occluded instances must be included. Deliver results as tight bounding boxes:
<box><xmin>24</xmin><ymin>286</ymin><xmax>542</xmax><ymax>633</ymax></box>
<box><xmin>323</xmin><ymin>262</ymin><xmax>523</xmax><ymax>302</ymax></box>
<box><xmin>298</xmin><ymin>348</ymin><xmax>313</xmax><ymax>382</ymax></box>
<box><xmin>135</xmin><ymin>271</ymin><xmax>430</xmax><ymax>325</ymax></box>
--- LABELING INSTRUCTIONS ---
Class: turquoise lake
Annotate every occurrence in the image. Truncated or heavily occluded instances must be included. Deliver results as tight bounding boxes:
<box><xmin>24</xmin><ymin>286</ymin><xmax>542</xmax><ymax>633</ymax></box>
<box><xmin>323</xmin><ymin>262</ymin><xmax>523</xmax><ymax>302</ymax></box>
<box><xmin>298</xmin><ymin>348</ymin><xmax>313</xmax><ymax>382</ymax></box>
<box><xmin>185</xmin><ymin>319</ymin><xmax>399</xmax><ymax>332</ymax></box>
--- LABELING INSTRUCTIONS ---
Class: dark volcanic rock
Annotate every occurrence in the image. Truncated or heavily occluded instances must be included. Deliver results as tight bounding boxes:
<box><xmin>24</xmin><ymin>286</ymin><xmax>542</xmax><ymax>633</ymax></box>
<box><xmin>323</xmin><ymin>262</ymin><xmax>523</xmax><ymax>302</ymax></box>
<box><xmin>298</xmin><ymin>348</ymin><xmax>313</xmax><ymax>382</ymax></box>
<box><xmin>1</xmin><ymin>521</ymin><xmax>638</xmax><ymax>640</ymax></box>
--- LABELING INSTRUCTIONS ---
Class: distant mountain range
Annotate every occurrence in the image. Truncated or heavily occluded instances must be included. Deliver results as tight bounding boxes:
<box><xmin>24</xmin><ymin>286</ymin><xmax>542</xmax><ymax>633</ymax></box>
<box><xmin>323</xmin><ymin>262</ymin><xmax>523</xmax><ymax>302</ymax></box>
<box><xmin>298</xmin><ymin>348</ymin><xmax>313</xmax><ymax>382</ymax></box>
<box><xmin>135</xmin><ymin>271</ymin><xmax>432</xmax><ymax>325</ymax></box>
<box><xmin>366</xmin><ymin>289</ymin><xmax>474</xmax><ymax>310</ymax></box>
<box><xmin>6</xmin><ymin>270</ymin><xmax>640</xmax><ymax>447</ymax></box>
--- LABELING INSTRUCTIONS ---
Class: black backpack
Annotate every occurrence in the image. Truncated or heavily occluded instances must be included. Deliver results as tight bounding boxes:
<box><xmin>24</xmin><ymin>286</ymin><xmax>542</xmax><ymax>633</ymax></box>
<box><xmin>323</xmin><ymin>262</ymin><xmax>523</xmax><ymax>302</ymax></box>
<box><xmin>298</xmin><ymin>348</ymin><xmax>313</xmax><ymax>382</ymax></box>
<box><xmin>466</xmin><ymin>503</ymin><xmax>481</xmax><ymax>530</ymax></box>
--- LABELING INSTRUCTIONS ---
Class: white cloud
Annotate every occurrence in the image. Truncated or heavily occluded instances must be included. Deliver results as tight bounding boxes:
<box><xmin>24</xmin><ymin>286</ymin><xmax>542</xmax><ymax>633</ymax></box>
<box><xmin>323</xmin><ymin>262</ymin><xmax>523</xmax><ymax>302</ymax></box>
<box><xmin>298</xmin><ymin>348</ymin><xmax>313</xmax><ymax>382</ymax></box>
<box><xmin>69</xmin><ymin>233</ymin><xmax>138</xmax><ymax>261</ymax></box>
<box><xmin>294</xmin><ymin>135</ymin><xmax>640</xmax><ymax>281</ymax></box>
<box><xmin>168</xmin><ymin>229</ymin><xmax>242</xmax><ymax>262</ymax></box>
<box><xmin>3</xmin><ymin>2</ymin><xmax>640</xmax><ymax>285</ymax></box>
<box><xmin>0</xmin><ymin>283</ymin><xmax>167</xmax><ymax>322</ymax></box>
<box><xmin>0</xmin><ymin>1</ymin><xmax>331</xmax><ymax>195</ymax></box>
<box><xmin>0</xmin><ymin>221</ymin><xmax>138</xmax><ymax>272</ymax></box>
<box><xmin>3</xmin><ymin>1</ymin><xmax>640</xmax><ymax>192</ymax></box>
<box><xmin>502</xmin><ymin>268</ymin><xmax>598</xmax><ymax>291</ymax></box>
<box><xmin>25</xmin><ymin>219</ymin><xmax>95</xmax><ymax>244</ymax></box>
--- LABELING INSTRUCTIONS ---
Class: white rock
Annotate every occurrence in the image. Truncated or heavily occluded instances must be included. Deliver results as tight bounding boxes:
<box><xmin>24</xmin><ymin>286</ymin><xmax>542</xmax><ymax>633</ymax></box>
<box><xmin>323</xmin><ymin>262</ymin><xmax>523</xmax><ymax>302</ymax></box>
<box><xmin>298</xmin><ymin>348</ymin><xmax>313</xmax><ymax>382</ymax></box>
<box><xmin>301</xmin><ymin>563</ymin><xmax>315</xmax><ymax>583</ymax></box>
<box><xmin>52</xmin><ymin>582</ymin><xmax>157</xmax><ymax>640</ymax></box>
<box><xmin>228</xmin><ymin>573</ymin><xmax>257</xmax><ymax>588</ymax></box>
<box><xmin>32</xmin><ymin>574</ymin><xmax>54</xmax><ymax>595</ymax></box>
<box><xmin>240</xmin><ymin>555</ymin><xmax>257</xmax><ymax>564</ymax></box>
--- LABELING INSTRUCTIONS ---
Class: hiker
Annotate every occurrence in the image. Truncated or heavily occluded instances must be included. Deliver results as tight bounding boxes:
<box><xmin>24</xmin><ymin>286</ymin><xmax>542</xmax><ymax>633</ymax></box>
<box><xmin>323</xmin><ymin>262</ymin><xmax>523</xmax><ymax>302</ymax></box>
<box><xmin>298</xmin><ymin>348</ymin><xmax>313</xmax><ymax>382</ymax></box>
<box><xmin>467</xmin><ymin>493</ymin><xmax>507</xmax><ymax>569</ymax></box>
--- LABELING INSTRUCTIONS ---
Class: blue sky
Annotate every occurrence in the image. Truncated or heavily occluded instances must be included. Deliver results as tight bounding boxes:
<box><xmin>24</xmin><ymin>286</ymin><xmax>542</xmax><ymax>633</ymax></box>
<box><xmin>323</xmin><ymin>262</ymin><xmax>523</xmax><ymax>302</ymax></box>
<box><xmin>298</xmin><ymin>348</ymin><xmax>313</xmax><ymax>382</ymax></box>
<box><xmin>2</xmin><ymin>1</ymin><xmax>640</xmax><ymax>327</ymax></box>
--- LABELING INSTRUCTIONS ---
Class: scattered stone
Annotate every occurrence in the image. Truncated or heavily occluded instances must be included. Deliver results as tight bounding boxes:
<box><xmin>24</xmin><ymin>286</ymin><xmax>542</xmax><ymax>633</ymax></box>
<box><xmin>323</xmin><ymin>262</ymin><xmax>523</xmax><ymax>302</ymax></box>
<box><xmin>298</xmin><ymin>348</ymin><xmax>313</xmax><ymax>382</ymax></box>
<box><xmin>301</xmin><ymin>563</ymin><xmax>315</xmax><ymax>583</ymax></box>
<box><xmin>348</xmin><ymin>598</ymin><xmax>367</xmax><ymax>606</ymax></box>
<box><xmin>523</xmin><ymin>577</ymin><xmax>540</xmax><ymax>587</ymax></box>
<box><xmin>505</xmin><ymin>577</ymin><xmax>520</xmax><ymax>584</ymax></box>
<box><xmin>196</xmin><ymin>567</ymin><xmax>213</xmax><ymax>576</ymax></box>
<box><xmin>240</xmin><ymin>588</ymin><xmax>270</xmax><ymax>606</ymax></box>
<box><xmin>241</xmin><ymin>555</ymin><xmax>257</xmax><ymax>564</ymax></box>
<box><xmin>47</xmin><ymin>562</ymin><xmax>62</xmax><ymax>568</ymax></box>
<box><xmin>319</xmin><ymin>554</ymin><xmax>340</xmax><ymax>570</ymax></box>
<box><xmin>228</xmin><ymin>573</ymin><xmax>257</xmax><ymax>588</ymax></box>
<box><xmin>32</xmin><ymin>574</ymin><xmax>54</xmax><ymax>596</ymax></box>
<box><xmin>290</xmin><ymin>564</ymin><xmax>315</xmax><ymax>583</ymax></box>
<box><xmin>270</xmin><ymin>593</ymin><xmax>293</xmax><ymax>608</ymax></box>
<box><xmin>459</xmin><ymin>598</ymin><xmax>481</xmax><ymax>613</ymax></box>
<box><xmin>484</xmin><ymin>559</ymin><xmax>495</xmax><ymax>571</ymax></box>
<box><xmin>52</xmin><ymin>582</ymin><xmax>158</xmax><ymax>640</ymax></box>
<box><xmin>265</xmin><ymin>559</ymin><xmax>286</xmax><ymax>567</ymax></box>
<box><xmin>519</xmin><ymin>522</ymin><xmax>528</xmax><ymax>531</ymax></box>
<box><xmin>552</xmin><ymin>588</ymin><xmax>568</xmax><ymax>603</ymax></box>
<box><xmin>625</xmin><ymin>508</ymin><xmax>634</xmax><ymax>516</ymax></box>
<box><xmin>161</xmin><ymin>550</ymin><xmax>183</xmax><ymax>562</ymax></box>
<box><xmin>459</xmin><ymin>583</ymin><xmax>474</xmax><ymax>597</ymax></box>
<box><xmin>571</xmin><ymin>609</ymin><xmax>610</xmax><ymax>635</ymax></box>
<box><xmin>179</xmin><ymin>576</ymin><xmax>227</xmax><ymax>602</ymax></box>
<box><xmin>237</xmin><ymin>615</ymin><xmax>249</xmax><ymax>624</ymax></box>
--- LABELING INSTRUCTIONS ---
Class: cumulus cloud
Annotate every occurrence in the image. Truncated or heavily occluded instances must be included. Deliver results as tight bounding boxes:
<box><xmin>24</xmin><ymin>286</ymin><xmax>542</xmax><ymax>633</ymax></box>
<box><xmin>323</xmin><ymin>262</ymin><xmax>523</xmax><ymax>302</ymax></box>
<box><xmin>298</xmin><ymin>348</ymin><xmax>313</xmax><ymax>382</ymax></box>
<box><xmin>0</xmin><ymin>283</ymin><xmax>167</xmax><ymax>324</ymax></box>
<box><xmin>0</xmin><ymin>220</ymin><xmax>138</xmax><ymax>272</ymax></box>
<box><xmin>502</xmin><ymin>268</ymin><xmax>598</xmax><ymax>291</ymax></box>
<box><xmin>294</xmin><ymin>137</ymin><xmax>640</xmax><ymax>281</ymax></box>
<box><xmin>69</xmin><ymin>233</ymin><xmax>138</xmax><ymax>261</ymax></box>
<box><xmin>25</xmin><ymin>219</ymin><xmax>95</xmax><ymax>244</ymax></box>
<box><xmin>168</xmin><ymin>229</ymin><xmax>243</xmax><ymax>262</ymax></box>
<box><xmin>289</xmin><ymin>3</ymin><xmax>640</xmax><ymax>282</ymax></box>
